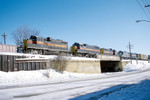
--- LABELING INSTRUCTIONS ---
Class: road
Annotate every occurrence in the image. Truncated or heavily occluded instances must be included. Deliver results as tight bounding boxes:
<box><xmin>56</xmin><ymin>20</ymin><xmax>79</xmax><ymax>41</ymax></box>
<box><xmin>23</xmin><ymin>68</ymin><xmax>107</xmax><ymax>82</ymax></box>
<box><xmin>0</xmin><ymin>69</ymin><xmax>150</xmax><ymax>100</ymax></box>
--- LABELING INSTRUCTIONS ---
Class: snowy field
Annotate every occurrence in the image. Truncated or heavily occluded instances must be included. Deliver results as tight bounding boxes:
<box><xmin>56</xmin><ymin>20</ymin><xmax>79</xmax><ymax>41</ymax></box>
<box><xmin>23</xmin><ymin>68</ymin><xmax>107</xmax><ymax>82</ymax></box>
<box><xmin>0</xmin><ymin>60</ymin><xmax>150</xmax><ymax>100</ymax></box>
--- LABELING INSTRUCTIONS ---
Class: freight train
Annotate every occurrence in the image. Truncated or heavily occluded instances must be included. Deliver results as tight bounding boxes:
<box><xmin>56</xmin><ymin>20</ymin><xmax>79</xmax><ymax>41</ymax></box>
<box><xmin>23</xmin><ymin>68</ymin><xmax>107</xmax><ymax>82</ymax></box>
<box><xmin>22</xmin><ymin>35</ymin><xmax>150</xmax><ymax>60</ymax></box>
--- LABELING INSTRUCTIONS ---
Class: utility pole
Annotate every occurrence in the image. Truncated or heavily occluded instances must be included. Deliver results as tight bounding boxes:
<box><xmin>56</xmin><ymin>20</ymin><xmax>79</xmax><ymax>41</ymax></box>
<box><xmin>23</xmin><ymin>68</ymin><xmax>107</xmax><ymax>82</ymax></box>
<box><xmin>2</xmin><ymin>33</ymin><xmax>7</xmax><ymax>44</ymax></box>
<box><xmin>128</xmin><ymin>42</ymin><xmax>133</xmax><ymax>64</ymax></box>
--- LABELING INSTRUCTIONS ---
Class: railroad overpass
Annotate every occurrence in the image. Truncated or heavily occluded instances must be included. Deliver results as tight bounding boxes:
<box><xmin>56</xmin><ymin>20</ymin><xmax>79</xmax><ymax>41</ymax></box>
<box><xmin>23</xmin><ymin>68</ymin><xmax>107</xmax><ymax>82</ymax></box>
<box><xmin>66</xmin><ymin>55</ymin><xmax>122</xmax><ymax>73</ymax></box>
<box><xmin>97</xmin><ymin>55</ymin><xmax>121</xmax><ymax>72</ymax></box>
<box><xmin>0</xmin><ymin>52</ymin><xmax>128</xmax><ymax>74</ymax></box>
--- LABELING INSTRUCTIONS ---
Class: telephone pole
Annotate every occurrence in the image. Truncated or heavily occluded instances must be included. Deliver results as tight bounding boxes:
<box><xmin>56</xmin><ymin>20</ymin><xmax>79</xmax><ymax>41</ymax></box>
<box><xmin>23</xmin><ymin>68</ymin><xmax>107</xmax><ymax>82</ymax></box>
<box><xmin>2</xmin><ymin>33</ymin><xmax>7</xmax><ymax>44</ymax></box>
<box><xmin>128</xmin><ymin>42</ymin><xmax>133</xmax><ymax>64</ymax></box>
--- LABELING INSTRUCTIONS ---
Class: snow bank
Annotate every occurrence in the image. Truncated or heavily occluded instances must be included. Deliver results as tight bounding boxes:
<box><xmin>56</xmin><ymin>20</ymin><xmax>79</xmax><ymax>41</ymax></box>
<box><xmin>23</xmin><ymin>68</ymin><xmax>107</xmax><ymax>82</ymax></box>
<box><xmin>123</xmin><ymin>60</ymin><xmax>150</xmax><ymax>72</ymax></box>
<box><xmin>0</xmin><ymin>70</ymin><xmax>48</xmax><ymax>84</ymax></box>
<box><xmin>0</xmin><ymin>69</ymin><xmax>102</xmax><ymax>86</ymax></box>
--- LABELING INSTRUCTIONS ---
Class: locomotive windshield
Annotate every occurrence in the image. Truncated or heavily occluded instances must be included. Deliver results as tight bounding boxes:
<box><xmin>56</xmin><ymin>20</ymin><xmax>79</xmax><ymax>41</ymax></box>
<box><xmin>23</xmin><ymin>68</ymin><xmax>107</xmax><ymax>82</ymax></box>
<box><xmin>47</xmin><ymin>37</ymin><xmax>51</xmax><ymax>41</ymax></box>
<box><xmin>30</xmin><ymin>36</ymin><xmax>37</xmax><ymax>39</ymax></box>
<box><xmin>73</xmin><ymin>43</ymin><xmax>80</xmax><ymax>47</ymax></box>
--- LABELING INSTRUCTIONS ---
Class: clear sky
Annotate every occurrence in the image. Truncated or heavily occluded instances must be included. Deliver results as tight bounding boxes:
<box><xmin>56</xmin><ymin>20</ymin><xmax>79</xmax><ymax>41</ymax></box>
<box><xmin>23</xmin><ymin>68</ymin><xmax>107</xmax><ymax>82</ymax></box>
<box><xmin>0</xmin><ymin>0</ymin><xmax>150</xmax><ymax>55</ymax></box>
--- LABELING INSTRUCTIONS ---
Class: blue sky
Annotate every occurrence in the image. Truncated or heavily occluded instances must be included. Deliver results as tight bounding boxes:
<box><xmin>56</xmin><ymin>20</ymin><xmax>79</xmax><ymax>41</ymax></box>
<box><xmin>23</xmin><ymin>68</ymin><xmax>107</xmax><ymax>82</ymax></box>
<box><xmin>0</xmin><ymin>0</ymin><xmax>150</xmax><ymax>55</ymax></box>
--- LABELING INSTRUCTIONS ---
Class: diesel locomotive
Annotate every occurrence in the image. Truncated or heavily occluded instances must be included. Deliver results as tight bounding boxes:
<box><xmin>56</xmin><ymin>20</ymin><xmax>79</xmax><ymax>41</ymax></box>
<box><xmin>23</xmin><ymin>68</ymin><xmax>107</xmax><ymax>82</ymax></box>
<box><xmin>71</xmin><ymin>42</ymin><xmax>100</xmax><ymax>57</ymax></box>
<box><xmin>23</xmin><ymin>35</ymin><xmax>68</xmax><ymax>55</ymax></box>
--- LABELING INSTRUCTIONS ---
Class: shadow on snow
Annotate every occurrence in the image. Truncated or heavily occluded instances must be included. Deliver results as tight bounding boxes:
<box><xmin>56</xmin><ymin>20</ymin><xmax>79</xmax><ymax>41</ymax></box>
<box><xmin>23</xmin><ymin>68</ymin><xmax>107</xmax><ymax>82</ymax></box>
<box><xmin>69</xmin><ymin>79</ymin><xmax>150</xmax><ymax>100</ymax></box>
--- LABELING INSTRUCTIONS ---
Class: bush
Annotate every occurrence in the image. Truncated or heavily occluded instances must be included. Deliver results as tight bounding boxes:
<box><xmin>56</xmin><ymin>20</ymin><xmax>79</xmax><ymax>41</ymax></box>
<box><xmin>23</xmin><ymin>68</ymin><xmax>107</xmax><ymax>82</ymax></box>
<box><xmin>50</xmin><ymin>54</ymin><xmax>70</xmax><ymax>73</ymax></box>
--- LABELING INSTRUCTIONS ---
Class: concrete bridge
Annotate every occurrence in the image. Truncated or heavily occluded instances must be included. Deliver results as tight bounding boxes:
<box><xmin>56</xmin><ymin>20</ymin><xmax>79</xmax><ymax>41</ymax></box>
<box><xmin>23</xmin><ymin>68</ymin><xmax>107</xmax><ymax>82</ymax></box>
<box><xmin>97</xmin><ymin>54</ymin><xmax>120</xmax><ymax>61</ymax></box>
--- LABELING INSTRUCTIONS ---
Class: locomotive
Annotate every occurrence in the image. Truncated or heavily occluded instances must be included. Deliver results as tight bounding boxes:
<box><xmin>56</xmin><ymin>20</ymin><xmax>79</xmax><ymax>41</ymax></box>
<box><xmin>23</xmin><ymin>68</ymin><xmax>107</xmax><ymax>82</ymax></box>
<box><xmin>117</xmin><ymin>51</ymin><xmax>130</xmax><ymax>59</ymax></box>
<box><xmin>23</xmin><ymin>35</ymin><xmax>68</xmax><ymax>55</ymax></box>
<box><xmin>71</xmin><ymin>42</ymin><xmax>100</xmax><ymax>57</ymax></box>
<box><xmin>70</xmin><ymin>43</ymin><xmax>117</xmax><ymax>57</ymax></box>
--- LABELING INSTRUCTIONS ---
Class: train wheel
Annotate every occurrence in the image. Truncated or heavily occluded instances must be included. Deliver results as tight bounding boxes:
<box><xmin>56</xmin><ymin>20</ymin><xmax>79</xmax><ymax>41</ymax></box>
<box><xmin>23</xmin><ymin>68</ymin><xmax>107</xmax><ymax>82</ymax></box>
<box><xmin>42</xmin><ymin>50</ymin><xmax>46</xmax><ymax>55</ymax></box>
<box><xmin>78</xmin><ymin>54</ymin><xmax>82</xmax><ymax>57</ymax></box>
<box><xmin>27</xmin><ymin>49</ymin><xmax>32</xmax><ymax>54</ymax></box>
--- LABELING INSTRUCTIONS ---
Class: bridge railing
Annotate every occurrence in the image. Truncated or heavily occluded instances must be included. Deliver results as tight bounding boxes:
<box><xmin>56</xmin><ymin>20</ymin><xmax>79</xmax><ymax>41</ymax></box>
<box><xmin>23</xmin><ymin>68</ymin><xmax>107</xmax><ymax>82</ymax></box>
<box><xmin>97</xmin><ymin>54</ymin><xmax>120</xmax><ymax>61</ymax></box>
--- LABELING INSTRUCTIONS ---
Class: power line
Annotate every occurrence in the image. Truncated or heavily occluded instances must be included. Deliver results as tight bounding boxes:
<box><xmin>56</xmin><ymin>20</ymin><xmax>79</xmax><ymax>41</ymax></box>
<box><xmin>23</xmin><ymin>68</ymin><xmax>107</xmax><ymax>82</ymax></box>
<box><xmin>136</xmin><ymin>0</ymin><xmax>150</xmax><ymax>20</ymax></box>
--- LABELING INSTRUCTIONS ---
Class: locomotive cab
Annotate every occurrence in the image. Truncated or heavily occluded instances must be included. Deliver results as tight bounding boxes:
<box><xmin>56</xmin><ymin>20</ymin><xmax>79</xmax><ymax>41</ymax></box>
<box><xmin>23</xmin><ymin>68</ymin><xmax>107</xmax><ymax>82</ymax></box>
<box><xmin>71</xmin><ymin>42</ymin><xmax>79</xmax><ymax>55</ymax></box>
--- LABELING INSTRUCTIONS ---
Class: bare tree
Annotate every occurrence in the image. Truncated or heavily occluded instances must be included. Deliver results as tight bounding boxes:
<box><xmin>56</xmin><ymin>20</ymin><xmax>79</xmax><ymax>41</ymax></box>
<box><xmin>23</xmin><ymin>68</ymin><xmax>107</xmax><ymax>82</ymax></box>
<box><xmin>11</xmin><ymin>25</ymin><xmax>40</xmax><ymax>46</ymax></box>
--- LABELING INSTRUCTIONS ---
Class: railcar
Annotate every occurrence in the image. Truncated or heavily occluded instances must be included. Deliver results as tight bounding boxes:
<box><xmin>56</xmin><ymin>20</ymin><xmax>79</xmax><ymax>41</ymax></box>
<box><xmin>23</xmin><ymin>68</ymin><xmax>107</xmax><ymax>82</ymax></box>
<box><xmin>148</xmin><ymin>55</ymin><xmax>150</xmax><ymax>61</ymax></box>
<box><xmin>117</xmin><ymin>51</ymin><xmax>130</xmax><ymax>59</ymax></box>
<box><xmin>131</xmin><ymin>53</ymin><xmax>139</xmax><ymax>59</ymax></box>
<box><xmin>71</xmin><ymin>42</ymin><xmax>100</xmax><ymax>57</ymax></box>
<box><xmin>100</xmin><ymin>48</ymin><xmax>116</xmax><ymax>55</ymax></box>
<box><xmin>139</xmin><ymin>54</ymin><xmax>148</xmax><ymax>60</ymax></box>
<box><xmin>23</xmin><ymin>35</ymin><xmax>68</xmax><ymax>55</ymax></box>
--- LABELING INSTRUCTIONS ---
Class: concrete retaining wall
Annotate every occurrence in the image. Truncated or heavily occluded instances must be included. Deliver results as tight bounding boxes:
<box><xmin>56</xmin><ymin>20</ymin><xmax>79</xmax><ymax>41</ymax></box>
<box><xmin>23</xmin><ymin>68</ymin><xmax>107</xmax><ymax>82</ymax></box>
<box><xmin>120</xmin><ymin>61</ymin><xmax>130</xmax><ymax>69</ymax></box>
<box><xmin>66</xmin><ymin>60</ymin><xmax>101</xmax><ymax>74</ymax></box>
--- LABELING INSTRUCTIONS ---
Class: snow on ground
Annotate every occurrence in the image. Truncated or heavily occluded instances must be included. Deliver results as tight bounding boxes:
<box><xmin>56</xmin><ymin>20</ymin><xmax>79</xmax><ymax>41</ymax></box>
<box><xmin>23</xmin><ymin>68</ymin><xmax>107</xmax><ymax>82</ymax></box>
<box><xmin>98</xmin><ymin>79</ymin><xmax>150</xmax><ymax>100</ymax></box>
<box><xmin>0</xmin><ymin>69</ymin><xmax>104</xmax><ymax>86</ymax></box>
<box><xmin>97</xmin><ymin>60</ymin><xmax>150</xmax><ymax>100</ymax></box>
<box><xmin>123</xmin><ymin>60</ymin><xmax>150</xmax><ymax>72</ymax></box>
<box><xmin>0</xmin><ymin>59</ymin><xmax>150</xmax><ymax>100</ymax></box>
<box><xmin>0</xmin><ymin>60</ymin><xmax>150</xmax><ymax>86</ymax></box>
